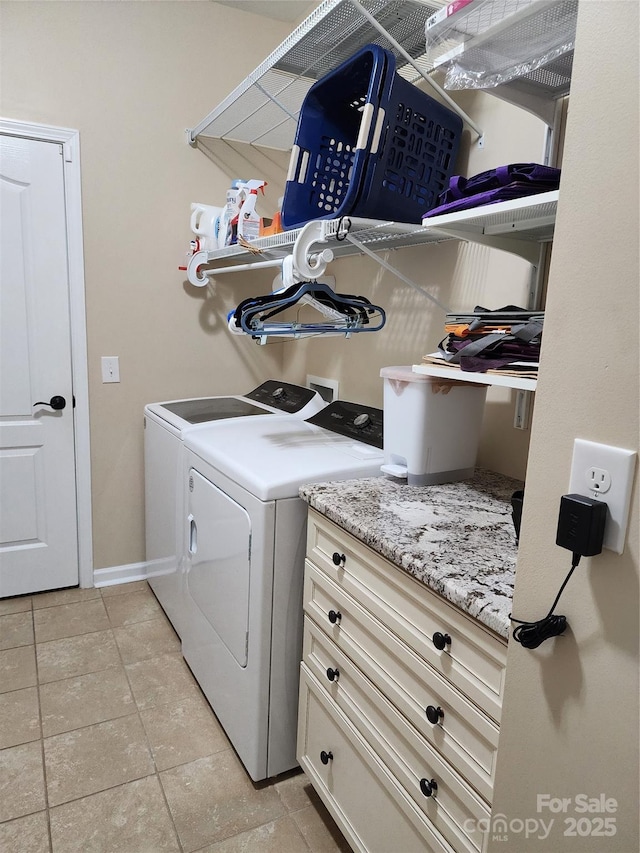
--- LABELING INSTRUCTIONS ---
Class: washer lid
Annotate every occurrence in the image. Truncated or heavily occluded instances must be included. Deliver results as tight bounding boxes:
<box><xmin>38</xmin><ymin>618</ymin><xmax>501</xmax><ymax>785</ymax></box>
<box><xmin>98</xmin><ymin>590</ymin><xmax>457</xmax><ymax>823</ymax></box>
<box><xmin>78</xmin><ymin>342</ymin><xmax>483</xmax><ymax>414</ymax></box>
<box><xmin>184</xmin><ymin>417</ymin><xmax>384</xmax><ymax>501</ymax></box>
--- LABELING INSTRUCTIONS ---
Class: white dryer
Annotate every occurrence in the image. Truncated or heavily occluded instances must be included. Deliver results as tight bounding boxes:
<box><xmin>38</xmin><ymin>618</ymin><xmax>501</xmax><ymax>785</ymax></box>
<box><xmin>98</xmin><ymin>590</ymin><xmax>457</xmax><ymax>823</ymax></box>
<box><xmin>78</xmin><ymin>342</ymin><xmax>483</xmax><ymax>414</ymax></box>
<box><xmin>144</xmin><ymin>381</ymin><xmax>325</xmax><ymax>637</ymax></box>
<box><xmin>181</xmin><ymin>401</ymin><xmax>384</xmax><ymax>781</ymax></box>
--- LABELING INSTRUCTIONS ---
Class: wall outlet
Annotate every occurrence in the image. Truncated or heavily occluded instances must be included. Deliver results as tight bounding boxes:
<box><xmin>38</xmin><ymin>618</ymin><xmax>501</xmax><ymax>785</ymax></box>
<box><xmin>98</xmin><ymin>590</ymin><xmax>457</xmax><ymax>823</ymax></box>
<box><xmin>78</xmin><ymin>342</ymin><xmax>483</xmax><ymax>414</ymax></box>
<box><xmin>569</xmin><ymin>439</ymin><xmax>637</xmax><ymax>554</ymax></box>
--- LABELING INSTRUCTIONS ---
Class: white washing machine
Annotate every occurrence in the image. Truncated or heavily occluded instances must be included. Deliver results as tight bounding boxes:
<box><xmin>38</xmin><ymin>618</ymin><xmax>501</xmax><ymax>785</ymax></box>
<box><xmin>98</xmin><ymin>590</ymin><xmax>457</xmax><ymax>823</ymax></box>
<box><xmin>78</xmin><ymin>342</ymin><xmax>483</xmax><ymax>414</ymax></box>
<box><xmin>144</xmin><ymin>381</ymin><xmax>325</xmax><ymax>637</ymax></box>
<box><xmin>181</xmin><ymin>401</ymin><xmax>384</xmax><ymax>781</ymax></box>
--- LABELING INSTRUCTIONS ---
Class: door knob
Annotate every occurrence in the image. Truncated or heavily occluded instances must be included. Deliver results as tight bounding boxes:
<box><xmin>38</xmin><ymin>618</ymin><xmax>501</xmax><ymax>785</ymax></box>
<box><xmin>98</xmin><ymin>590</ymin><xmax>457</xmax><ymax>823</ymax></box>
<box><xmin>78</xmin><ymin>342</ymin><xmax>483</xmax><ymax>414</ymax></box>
<box><xmin>33</xmin><ymin>395</ymin><xmax>66</xmax><ymax>411</ymax></box>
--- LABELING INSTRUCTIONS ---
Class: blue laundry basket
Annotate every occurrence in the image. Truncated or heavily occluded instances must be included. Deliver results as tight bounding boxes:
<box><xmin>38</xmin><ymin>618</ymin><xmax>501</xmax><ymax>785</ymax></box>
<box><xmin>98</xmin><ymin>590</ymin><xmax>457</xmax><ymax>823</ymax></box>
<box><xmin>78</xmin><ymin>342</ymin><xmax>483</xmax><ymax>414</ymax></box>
<box><xmin>282</xmin><ymin>44</ymin><xmax>463</xmax><ymax>228</ymax></box>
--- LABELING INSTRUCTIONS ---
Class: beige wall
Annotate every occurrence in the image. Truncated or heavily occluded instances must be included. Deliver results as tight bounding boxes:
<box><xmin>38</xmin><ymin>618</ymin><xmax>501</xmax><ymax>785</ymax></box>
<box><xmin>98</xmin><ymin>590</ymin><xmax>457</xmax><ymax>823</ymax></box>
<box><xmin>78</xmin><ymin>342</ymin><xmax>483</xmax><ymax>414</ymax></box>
<box><xmin>2</xmin><ymin>0</ymin><xmax>552</xmax><ymax>570</ymax></box>
<box><xmin>0</xmin><ymin>1</ymin><xmax>292</xmax><ymax>568</ymax></box>
<box><xmin>489</xmin><ymin>2</ymin><xmax>639</xmax><ymax>850</ymax></box>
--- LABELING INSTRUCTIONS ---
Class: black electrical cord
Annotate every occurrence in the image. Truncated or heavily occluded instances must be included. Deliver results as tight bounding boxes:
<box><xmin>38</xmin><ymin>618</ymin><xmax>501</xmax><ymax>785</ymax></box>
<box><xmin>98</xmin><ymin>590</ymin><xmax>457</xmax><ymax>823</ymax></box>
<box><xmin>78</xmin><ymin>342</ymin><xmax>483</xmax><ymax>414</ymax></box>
<box><xmin>509</xmin><ymin>553</ymin><xmax>581</xmax><ymax>649</ymax></box>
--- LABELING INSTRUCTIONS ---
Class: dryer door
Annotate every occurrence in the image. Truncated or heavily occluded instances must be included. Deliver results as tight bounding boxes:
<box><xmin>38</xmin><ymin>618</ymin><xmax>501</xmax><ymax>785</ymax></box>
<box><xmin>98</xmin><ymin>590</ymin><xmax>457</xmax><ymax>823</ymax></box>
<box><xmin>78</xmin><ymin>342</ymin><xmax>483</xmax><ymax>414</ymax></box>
<box><xmin>186</xmin><ymin>468</ymin><xmax>251</xmax><ymax>666</ymax></box>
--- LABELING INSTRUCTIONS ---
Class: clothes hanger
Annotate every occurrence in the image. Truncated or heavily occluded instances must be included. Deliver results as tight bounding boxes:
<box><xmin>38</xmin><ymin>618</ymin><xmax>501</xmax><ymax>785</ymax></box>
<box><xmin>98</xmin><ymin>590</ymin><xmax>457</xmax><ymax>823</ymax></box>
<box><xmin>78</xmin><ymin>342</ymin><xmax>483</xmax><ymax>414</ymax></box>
<box><xmin>229</xmin><ymin>280</ymin><xmax>386</xmax><ymax>343</ymax></box>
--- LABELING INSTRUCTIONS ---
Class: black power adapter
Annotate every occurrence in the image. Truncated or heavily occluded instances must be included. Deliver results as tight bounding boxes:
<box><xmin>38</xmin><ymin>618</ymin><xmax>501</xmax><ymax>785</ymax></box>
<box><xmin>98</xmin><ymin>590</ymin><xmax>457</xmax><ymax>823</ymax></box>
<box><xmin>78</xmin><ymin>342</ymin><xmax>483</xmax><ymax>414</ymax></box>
<box><xmin>511</xmin><ymin>493</ymin><xmax>608</xmax><ymax>648</ymax></box>
<box><xmin>556</xmin><ymin>493</ymin><xmax>608</xmax><ymax>557</ymax></box>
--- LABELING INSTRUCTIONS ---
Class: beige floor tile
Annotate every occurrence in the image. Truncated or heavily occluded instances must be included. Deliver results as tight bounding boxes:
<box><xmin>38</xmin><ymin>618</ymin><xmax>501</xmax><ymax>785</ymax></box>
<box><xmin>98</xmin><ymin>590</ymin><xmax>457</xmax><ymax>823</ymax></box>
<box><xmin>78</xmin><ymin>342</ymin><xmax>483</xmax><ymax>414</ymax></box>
<box><xmin>0</xmin><ymin>687</ymin><xmax>41</xmax><ymax>748</ymax></box>
<box><xmin>100</xmin><ymin>579</ymin><xmax>150</xmax><ymax>597</ymax></box>
<box><xmin>113</xmin><ymin>616</ymin><xmax>180</xmax><ymax>664</ymax></box>
<box><xmin>0</xmin><ymin>596</ymin><xmax>32</xmax><ymax>616</ymax></box>
<box><xmin>276</xmin><ymin>768</ymin><xmax>323</xmax><ymax>813</ymax></box>
<box><xmin>126</xmin><ymin>651</ymin><xmax>201</xmax><ymax>710</ymax></box>
<box><xmin>160</xmin><ymin>750</ymin><xmax>286</xmax><ymax>852</ymax></box>
<box><xmin>140</xmin><ymin>693</ymin><xmax>229</xmax><ymax>771</ymax></box>
<box><xmin>0</xmin><ymin>610</ymin><xmax>34</xmax><ymax>650</ymax></box>
<box><xmin>34</xmin><ymin>599</ymin><xmax>109</xmax><ymax>643</ymax></box>
<box><xmin>49</xmin><ymin>775</ymin><xmax>180</xmax><ymax>853</ymax></box>
<box><xmin>0</xmin><ymin>811</ymin><xmax>51</xmax><ymax>853</ymax></box>
<box><xmin>36</xmin><ymin>629</ymin><xmax>121</xmax><ymax>683</ymax></box>
<box><xmin>0</xmin><ymin>740</ymin><xmax>46</xmax><ymax>822</ymax></box>
<box><xmin>40</xmin><ymin>666</ymin><xmax>135</xmax><ymax>737</ymax></box>
<box><xmin>291</xmin><ymin>801</ymin><xmax>353</xmax><ymax>853</ymax></box>
<box><xmin>32</xmin><ymin>586</ymin><xmax>101</xmax><ymax>610</ymax></box>
<box><xmin>0</xmin><ymin>644</ymin><xmax>37</xmax><ymax>693</ymax></box>
<box><xmin>103</xmin><ymin>588</ymin><xmax>163</xmax><ymax>627</ymax></box>
<box><xmin>195</xmin><ymin>814</ymin><xmax>310</xmax><ymax>853</ymax></box>
<box><xmin>44</xmin><ymin>713</ymin><xmax>155</xmax><ymax>806</ymax></box>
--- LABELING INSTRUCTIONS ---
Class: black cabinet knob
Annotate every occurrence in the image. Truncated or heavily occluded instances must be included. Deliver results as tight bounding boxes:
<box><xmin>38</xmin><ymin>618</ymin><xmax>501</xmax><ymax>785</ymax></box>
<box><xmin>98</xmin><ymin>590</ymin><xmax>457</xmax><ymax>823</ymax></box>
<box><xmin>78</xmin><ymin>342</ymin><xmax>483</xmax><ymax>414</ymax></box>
<box><xmin>328</xmin><ymin>609</ymin><xmax>342</xmax><ymax>625</ymax></box>
<box><xmin>320</xmin><ymin>750</ymin><xmax>333</xmax><ymax>765</ymax></box>
<box><xmin>326</xmin><ymin>667</ymin><xmax>340</xmax><ymax>682</ymax></box>
<box><xmin>33</xmin><ymin>395</ymin><xmax>66</xmax><ymax>411</ymax></box>
<box><xmin>332</xmin><ymin>552</ymin><xmax>346</xmax><ymax>566</ymax></box>
<box><xmin>420</xmin><ymin>778</ymin><xmax>438</xmax><ymax>798</ymax></box>
<box><xmin>426</xmin><ymin>705</ymin><xmax>444</xmax><ymax>725</ymax></box>
<box><xmin>432</xmin><ymin>631</ymin><xmax>451</xmax><ymax>651</ymax></box>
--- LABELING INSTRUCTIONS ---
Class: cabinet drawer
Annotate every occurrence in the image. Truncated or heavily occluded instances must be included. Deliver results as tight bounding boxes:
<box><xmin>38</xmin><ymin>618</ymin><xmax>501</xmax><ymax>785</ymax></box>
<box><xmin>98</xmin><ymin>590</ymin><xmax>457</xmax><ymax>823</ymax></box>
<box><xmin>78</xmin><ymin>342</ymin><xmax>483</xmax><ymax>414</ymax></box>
<box><xmin>304</xmin><ymin>565</ymin><xmax>499</xmax><ymax>802</ymax></box>
<box><xmin>306</xmin><ymin>510</ymin><xmax>507</xmax><ymax>722</ymax></box>
<box><xmin>298</xmin><ymin>665</ymin><xmax>455</xmax><ymax>853</ymax></box>
<box><xmin>303</xmin><ymin>619</ymin><xmax>488</xmax><ymax>853</ymax></box>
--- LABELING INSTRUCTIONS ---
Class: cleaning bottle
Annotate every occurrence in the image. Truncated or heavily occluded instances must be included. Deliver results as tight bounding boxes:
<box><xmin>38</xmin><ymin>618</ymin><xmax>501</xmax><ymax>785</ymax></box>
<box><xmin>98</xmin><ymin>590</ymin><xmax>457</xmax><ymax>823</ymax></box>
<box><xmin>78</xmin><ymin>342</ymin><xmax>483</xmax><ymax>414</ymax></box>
<box><xmin>190</xmin><ymin>203</ymin><xmax>223</xmax><ymax>252</ymax></box>
<box><xmin>237</xmin><ymin>179</ymin><xmax>268</xmax><ymax>243</ymax></box>
<box><xmin>218</xmin><ymin>179</ymin><xmax>244</xmax><ymax>249</ymax></box>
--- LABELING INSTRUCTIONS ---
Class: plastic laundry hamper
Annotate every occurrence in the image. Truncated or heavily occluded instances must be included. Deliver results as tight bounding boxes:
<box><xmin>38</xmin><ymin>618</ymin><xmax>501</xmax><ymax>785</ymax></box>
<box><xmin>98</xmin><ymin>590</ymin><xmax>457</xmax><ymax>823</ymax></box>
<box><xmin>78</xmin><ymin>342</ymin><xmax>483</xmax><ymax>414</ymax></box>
<box><xmin>282</xmin><ymin>44</ymin><xmax>463</xmax><ymax>229</ymax></box>
<box><xmin>380</xmin><ymin>366</ymin><xmax>487</xmax><ymax>485</ymax></box>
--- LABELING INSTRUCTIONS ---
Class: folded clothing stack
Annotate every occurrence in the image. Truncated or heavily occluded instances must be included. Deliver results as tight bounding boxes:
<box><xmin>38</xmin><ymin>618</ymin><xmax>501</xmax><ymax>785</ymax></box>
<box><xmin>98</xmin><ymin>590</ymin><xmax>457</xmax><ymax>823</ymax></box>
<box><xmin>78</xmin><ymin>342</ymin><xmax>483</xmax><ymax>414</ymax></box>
<box><xmin>425</xmin><ymin>305</ymin><xmax>543</xmax><ymax>375</ymax></box>
<box><xmin>423</xmin><ymin>163</ymin><xmax>561</xmax><ymax>218</ymax></box>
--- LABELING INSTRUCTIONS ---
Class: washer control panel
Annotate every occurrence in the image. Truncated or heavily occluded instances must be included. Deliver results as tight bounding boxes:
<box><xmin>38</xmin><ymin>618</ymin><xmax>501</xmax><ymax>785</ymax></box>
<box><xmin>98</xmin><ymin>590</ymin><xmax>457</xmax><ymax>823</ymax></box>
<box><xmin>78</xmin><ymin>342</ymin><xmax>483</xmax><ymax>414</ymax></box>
<box><xmin>246</xmin><ymin>381</ymin><xmax>319</xmax><ymax>413</ymax></box>
<box><xmin>306</xmin><ymin>401</ymin><xmax>384</xmax><ymax>448</ymax></box>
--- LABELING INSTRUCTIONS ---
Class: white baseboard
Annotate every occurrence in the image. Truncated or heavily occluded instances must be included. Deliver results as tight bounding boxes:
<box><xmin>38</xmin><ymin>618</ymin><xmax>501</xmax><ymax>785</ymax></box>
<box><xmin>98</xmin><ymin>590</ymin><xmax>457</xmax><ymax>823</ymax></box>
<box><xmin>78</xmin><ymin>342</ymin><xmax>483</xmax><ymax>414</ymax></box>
<box><xmin>93</xmin><ymin>561</ymin><xmax>150</xmax><ymax>588</ymax></box>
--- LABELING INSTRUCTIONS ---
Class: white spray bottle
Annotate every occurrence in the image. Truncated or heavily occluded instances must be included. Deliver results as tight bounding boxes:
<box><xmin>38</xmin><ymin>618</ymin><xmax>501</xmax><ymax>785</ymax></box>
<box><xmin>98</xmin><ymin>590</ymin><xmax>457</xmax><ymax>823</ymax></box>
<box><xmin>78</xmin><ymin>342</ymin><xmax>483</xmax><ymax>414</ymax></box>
<box><xmin>237</xmin><ymin>179</ymin><xmax>268</xmax><ymax>242</ymax></box>
<box><xmin>218</xmin><ymin>179</ymin><xmax>244</xmax><ymax>249</ymax></box>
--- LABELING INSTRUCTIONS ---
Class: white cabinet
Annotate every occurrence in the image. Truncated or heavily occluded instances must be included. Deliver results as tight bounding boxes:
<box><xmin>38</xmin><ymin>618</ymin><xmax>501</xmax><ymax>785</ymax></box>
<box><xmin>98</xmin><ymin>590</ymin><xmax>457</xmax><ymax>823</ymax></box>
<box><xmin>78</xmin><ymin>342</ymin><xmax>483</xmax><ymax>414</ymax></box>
<box><xmin>298</xmin><ymin>508</ymin><xmax>507</xmax><ymax>853</ymax></box>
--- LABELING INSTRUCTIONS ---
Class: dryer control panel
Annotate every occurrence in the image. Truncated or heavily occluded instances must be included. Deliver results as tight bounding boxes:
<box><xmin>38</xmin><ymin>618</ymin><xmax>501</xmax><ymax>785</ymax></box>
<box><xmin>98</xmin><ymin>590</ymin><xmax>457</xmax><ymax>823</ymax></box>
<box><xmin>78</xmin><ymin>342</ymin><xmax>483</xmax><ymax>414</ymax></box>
<box><xmin>246</xmin><ymin>381</ymin><xmax>320</xmax><ymax>414</ymax></box>
<box><xmin>306</xmin><ymin>401</ymin><xmax>384</xmax><ymax>449</ymax></box>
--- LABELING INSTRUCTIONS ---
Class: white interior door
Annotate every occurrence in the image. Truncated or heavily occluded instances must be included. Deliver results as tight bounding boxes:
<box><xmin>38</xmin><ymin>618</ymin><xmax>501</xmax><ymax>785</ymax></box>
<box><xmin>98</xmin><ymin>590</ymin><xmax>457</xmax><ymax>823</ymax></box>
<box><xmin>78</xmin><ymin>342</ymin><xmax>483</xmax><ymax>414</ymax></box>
<box><xmin>0</xmin><ymin>134</ymin><xmax>79</xmax><ymax>597</ymax></box>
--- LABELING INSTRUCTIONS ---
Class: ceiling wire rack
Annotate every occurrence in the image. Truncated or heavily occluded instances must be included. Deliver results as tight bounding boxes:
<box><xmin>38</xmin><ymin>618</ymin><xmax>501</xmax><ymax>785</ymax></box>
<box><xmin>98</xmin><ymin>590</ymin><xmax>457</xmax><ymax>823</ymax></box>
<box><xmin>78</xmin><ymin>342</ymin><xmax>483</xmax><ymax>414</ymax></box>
<box><xmin>427</xmin><ymin>0</ymin><xmax>577</xmax><ymax>124</ymax></box>
<box><xmin>187</xmin><ymin>0</ymin><xmax>483</xmax><ymax>149</ymax></box>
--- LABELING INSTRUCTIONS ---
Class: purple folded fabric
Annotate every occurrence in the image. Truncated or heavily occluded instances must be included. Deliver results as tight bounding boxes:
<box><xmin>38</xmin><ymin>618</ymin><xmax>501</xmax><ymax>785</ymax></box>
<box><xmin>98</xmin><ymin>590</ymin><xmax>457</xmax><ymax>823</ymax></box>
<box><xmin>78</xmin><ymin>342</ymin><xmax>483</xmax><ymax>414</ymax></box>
<box><xmin>422</xmin><ymin>163</ymin><xmax>561</xmax><ymax>219</ymax></box>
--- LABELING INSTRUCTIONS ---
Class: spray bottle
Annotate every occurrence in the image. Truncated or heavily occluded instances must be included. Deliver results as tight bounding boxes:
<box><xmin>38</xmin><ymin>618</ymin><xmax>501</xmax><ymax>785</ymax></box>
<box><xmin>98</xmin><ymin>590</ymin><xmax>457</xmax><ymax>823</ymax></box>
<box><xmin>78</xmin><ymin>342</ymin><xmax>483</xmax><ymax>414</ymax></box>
<box><xmin>218</xmin><ymin>179</ymin><xmax>244</xmax><ymax>249</ymax></box>
<box><xmin>237</xmin><ymin>179</ymin><xmax>268</xmax><ymax>243</ymax></box>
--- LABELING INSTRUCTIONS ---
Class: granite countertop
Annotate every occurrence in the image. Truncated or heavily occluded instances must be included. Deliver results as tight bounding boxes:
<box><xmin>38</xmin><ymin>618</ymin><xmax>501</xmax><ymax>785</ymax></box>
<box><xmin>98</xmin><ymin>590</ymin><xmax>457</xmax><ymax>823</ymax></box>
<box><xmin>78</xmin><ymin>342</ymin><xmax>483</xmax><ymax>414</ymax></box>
<box><xmin>299</xmin><ymin>470</ymin><xmax>522</xmax><ymax>639</ymax></box>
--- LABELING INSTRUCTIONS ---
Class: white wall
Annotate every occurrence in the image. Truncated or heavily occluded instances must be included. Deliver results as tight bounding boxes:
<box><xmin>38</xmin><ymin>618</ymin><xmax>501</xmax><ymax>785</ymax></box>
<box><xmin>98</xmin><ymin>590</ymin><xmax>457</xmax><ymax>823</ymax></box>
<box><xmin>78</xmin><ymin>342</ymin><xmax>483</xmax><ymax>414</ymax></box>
<box><xmin>489</xmin><ymin>3</ymin><xmax>639</xmax><ymax>850</ymax></box>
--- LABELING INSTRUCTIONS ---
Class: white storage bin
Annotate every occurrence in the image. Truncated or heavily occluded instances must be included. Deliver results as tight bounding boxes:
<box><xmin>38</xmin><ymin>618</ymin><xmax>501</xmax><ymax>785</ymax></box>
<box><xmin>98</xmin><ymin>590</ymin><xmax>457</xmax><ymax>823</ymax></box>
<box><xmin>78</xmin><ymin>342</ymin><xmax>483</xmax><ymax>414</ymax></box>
<box><xmin>380</xmin><ymin>366</ymin><xmax>487</xmax><ymax>485</ymax></box>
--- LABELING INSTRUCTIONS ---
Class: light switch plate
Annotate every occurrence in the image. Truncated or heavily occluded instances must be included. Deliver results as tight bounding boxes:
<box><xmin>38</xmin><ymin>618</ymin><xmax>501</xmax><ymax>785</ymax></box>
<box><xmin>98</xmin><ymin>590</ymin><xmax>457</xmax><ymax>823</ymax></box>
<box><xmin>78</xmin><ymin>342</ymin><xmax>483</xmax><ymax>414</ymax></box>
<box><xmin>101</xmin><ymin>356</ymin><xmax>120</xmax><ymax>383</ymax></box>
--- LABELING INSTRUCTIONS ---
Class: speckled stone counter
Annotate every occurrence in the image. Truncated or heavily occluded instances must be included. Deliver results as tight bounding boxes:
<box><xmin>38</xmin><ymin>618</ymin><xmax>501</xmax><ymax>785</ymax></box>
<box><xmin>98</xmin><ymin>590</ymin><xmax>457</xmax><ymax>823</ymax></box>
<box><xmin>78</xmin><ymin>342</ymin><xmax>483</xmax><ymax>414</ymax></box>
<box><xmin>299</xmin><ymin>470</ymin><xmax>522</xmax><ymax>639</ymax></box>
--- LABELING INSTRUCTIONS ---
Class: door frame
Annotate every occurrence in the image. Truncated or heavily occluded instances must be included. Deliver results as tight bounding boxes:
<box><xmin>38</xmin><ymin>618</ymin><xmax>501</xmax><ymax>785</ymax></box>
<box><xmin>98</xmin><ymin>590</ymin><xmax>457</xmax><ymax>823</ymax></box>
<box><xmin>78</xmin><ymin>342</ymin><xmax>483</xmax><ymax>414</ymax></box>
<box><xmin>1</xmin><ymin>118</ymin><xmax>93</xmax><ymax>588</ymax></box>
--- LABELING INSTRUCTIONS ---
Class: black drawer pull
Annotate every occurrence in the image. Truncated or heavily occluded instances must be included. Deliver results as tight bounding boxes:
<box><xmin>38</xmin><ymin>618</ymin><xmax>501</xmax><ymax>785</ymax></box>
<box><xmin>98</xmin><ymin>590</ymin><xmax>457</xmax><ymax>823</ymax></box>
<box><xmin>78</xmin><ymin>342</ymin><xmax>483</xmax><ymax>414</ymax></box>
<box><xmin>420</xmin><ymin>778</ymin><xmax>438</xmax><ymax>798</ymax></box>
<box><xmin>432</xmin><ymin>631</ymin><xmax>451</xmax><ymax>651</ymax></box>
<box><xmin>326</xmin><ymin>667</ymin><xmax>340</xmax><ymax>682</ymax></box>
<box><xmin>332</xmin><ymin>552</ymin><xmax>346</xmax><ymax>566</ymax></box>
<box><xmin>328</xmin><ymin>609</ymin><xmax>342</xmax><ymax>625</ymax></box>
<box><xmin>426</xmin><ymin>705</ymin><xmax>444</xmax><ymax>725</ymax></box>
<box><xmin>320</xmin><ymin>750</ymin><xmax>333</xmax><ymax>765</ymax></box>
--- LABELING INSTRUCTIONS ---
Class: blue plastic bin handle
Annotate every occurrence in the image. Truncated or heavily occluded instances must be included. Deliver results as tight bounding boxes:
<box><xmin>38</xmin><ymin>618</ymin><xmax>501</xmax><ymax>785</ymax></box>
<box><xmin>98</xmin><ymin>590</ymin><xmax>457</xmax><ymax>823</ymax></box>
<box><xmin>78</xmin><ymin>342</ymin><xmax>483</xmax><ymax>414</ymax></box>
<box><xmin>355</xmin><ymin>103</ymin><xmax>375</xmax><ymax>151</ymax></box>
<box><xmin>370</xmin><ymin>107</ymin><xmax>386</xmax><ymax>155</ymax></box>
<box><xmin>286</xmin><ymin>144</ymin><xmax>310</xmax><ymax>185</ymax></box>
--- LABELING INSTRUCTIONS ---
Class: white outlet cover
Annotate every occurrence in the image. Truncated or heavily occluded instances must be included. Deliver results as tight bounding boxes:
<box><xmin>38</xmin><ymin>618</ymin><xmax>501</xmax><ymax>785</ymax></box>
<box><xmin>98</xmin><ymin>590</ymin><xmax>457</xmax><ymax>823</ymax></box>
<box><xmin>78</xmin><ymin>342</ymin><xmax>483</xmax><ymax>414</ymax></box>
<box><xmin>569</xmin><ymin>439</ymin><xmax>637</xmax><ymax>554</ymax></box>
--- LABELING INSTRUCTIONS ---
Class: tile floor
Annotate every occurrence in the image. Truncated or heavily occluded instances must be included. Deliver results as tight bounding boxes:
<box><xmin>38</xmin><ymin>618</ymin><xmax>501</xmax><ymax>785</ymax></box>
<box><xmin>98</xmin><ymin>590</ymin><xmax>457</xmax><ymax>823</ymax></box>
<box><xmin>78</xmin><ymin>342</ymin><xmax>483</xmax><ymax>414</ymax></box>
<box><xmin>0</xmin><ymin>581</ymin><xmax>353</xmax><ymax>853</ymax></box>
